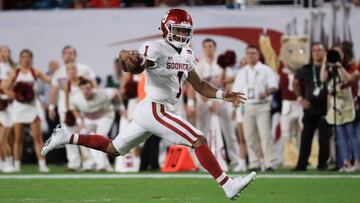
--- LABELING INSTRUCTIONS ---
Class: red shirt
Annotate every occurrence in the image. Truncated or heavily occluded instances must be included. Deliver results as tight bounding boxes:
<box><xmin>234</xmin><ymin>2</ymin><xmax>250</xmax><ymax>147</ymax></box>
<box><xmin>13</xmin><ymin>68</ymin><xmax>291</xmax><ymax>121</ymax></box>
<box><xmin>91</xmin><ymin>0</ymin><xmax>120</xmax><ymax>8</ymax></box>
<box><xmin>347</xmin><ymin>62</ymin><xmax>359</xmax><ymax>98</ymax></box>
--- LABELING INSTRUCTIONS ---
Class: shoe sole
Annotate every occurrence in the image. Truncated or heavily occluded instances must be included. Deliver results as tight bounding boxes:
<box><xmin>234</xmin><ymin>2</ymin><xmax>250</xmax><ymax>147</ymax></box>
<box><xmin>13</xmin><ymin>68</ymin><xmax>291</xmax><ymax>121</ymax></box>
<box><xmin>230</xmin><ymin>171</ymin><xmax>257</xmax><ymax>200</ymax></box>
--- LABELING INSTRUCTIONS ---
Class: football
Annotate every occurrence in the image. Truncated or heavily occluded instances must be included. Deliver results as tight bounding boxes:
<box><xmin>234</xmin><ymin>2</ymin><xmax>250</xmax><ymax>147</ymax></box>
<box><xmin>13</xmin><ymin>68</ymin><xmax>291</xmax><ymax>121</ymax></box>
<box><xmin>120</xmin><ymin>50</ymin><xmax>145</xmax><ymax>74</ymax></box>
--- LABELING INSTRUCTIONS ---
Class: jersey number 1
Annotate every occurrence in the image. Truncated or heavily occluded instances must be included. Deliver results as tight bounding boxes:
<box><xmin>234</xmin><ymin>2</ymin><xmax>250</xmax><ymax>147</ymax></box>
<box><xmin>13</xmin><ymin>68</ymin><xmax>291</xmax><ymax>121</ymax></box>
<box><xmin>176</xmin><ymin>71</ymin><xmax>184</xmax><ymax>98</ymax></box>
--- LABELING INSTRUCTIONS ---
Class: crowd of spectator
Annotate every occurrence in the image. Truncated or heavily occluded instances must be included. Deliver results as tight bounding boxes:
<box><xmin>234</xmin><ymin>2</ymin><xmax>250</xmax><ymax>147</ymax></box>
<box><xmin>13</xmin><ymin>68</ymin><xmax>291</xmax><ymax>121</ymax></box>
<box><xmin>2</xmin><ymin>0</ymin><xmax>358</xmax><ymax>10</ymax></box>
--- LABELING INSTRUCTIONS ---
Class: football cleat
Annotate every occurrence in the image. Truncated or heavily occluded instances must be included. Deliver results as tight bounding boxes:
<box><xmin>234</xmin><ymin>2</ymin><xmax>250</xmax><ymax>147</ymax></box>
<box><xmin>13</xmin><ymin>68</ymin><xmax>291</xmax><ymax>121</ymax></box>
<box><xmin>222</xmin><ymin>171</ymin><xmax>256</xmax><ymax>200</ymax></box>
<box><xmin>41</xmin><ymin>125</ymin><xmax>71</xmax><ymax>157</ymax></box>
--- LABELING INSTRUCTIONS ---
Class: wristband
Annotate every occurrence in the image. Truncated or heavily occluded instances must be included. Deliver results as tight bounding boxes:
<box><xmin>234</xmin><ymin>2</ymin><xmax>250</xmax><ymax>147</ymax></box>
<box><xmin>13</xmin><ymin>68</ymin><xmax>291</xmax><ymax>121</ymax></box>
<box><xmin>297</xmin><ymin>96</ymin><xmax>303</xmax><ymax>102</ymax></box>
<box><xmin>187</xmin><ymin>99</ymin><xmax>195</xmax><ymax>107</ymax></box>
<box><xmin>216</xmin><ymin>90</ymin><xmax>224</xmax><ymax>100</ymax></box>
<box><xmin>49</xmin><ymin>104</ymin><xmax>55</xmax><ymax>111</ymax></box>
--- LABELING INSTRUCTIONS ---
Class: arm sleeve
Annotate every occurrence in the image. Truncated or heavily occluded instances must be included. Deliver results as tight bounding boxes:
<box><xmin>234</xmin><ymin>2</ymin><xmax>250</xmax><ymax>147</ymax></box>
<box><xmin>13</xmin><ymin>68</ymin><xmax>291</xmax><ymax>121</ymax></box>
<box><xmin>138</xmin><ymin>41</ymin><xmax>160</xmax><ymax>64</ymax></box>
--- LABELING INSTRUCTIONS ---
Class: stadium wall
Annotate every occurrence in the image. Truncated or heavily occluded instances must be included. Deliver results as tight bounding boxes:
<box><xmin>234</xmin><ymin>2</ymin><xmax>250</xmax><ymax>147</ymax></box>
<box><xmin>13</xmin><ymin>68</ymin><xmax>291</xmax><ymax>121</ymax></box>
<box><xmin>0</xmin><ymin>6</ymin><xmax>358</xmax><ymax>79</ymax></box>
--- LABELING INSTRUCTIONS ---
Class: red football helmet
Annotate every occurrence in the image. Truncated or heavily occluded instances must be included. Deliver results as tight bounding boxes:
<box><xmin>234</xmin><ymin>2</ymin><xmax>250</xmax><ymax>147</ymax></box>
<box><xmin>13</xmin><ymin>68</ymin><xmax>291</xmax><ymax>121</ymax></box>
<box><xmin>160</xmin><ymin>9</ymin><xmax>194</xmax><ymax>48</ymax></box>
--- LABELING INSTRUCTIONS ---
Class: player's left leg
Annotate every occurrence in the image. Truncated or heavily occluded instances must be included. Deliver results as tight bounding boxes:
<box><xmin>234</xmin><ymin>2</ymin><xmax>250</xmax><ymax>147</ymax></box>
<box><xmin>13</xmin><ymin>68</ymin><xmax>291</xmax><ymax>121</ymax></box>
<box><xmin>148</xmin><ymin>102</ymin><xmax>256</xmax><ymax>200</ymax></box>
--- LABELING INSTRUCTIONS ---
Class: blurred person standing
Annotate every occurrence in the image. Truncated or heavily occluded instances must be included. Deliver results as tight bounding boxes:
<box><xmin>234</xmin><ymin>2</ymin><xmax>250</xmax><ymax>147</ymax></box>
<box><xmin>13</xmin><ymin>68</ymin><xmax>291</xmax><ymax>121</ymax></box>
<box><xmin>187</xmin><ymin>38</ymin><xmax>241</xmax><ymax>171</ymax></box>
<box><xmin>234</xmin><ymin>57</ymin><xmax>248</xmax><ymax>172</ymax></box>
<box><xmin>3</xmin><ymin>49</ymin><xmax>51</xmax><ymax>172</ymax></box>
<box><xmin>0</xmin><ymin>45</ymin><xmax>16</xmax><ymax>173</ymax></box>
<box><xmin>37</xmin><ymin>60</ymin><xmax>59</xmax><ymax>135</ymax></box>
<box><xmin>48</xmin><ymin>45</ymin><xmax>96</xmax><ymax>171</ymax></box>
<box><xmin>105</xmin><ymin>59</ymin><xmax>123</xmax><ymax>140</ymax></box>
<box><xmin>114</xmin><ymin>70</ymin><xmax>141</xmax><ymax>172</ymax></box>
<box><xmin>232</xmin><ymin>45</ymin><xmax>278</xmax><ymax>171</ymax></box>
<box><xmin>292</xmin><ymin>43</ymin><xmax>330</xmax><ymax>171</ymax></box>
<box><xmin>62</xmin><ymin>62</ymin><xmax>95</xmax><ymax>171</ymax></box>
<box><xmin>322</xmin><ymin>44</ymin><xmax>360</xmax><ymax>171</ymax></box>
<box><xmin>347</xmin><ymin>61</ymin><xmax>360</xmax><ymax>170</ymax></box>
<box><xmin>321</xmin><ymin>46</ymin><xmax>357</xmax><ymax>172</ymax></box>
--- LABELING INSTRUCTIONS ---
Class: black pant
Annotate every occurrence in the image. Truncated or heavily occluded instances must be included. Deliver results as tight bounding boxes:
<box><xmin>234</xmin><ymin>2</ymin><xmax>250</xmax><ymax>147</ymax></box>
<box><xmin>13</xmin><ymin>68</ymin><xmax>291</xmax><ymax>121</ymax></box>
<box><xmin>296</xmin><ymin>115</ymin><xmax>330</xmax><ymax>169</ymax></box>
<box><xmin>139</xmin><ymin>135</ymin><xmax>161</xmax><ymax>171</ymax></box>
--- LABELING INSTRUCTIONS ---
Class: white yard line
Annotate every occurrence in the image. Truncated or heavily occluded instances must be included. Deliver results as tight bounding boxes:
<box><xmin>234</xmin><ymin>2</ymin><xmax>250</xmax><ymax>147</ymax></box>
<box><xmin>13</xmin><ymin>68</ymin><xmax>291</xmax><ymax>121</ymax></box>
<box><xmin>0</xmin><ymin>173</ymin><xmax>360</xmax><ymax>179</ymax></box>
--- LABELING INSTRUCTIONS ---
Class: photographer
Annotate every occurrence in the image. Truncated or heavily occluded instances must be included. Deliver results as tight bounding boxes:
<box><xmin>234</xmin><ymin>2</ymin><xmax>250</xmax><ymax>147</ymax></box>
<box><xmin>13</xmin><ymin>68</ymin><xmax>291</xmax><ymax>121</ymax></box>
<box><xmin>321</xmin><ymin>45</ymin><xmax>359</xmax><ymax>172</ymax></box>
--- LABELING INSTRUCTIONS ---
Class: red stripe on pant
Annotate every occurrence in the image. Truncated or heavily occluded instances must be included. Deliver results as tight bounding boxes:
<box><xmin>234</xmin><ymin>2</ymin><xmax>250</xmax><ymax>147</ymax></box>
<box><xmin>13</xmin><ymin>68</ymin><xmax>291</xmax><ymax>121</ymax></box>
<box><xmin>160</xmin><ymin>104</ymin><xmax>199</xmax><ymax>139</ymax></box>
<box><xmin>151</xmin><ymin>102</ymin><xmax>194</xmax><ymax>144</ymax></box>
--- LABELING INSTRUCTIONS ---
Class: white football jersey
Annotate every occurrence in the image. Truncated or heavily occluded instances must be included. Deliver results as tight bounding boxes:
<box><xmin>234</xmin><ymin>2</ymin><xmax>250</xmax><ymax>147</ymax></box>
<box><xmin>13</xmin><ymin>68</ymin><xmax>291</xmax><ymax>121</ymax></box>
<box><xmin>138</xmin><ymin>40</ymin><xmax>196</xmax><ymax>105</ymax></box>
<box><xmin>71</xmin><ymin>88</ymin><xmax>116</xmax><ymax>115</ymax></box>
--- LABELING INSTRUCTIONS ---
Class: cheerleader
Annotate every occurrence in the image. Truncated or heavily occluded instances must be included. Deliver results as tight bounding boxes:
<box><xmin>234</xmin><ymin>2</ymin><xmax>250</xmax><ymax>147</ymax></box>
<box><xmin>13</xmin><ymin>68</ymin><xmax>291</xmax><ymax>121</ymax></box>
<box><xmin>63</xmin><ymin>62</ymin><xmax>94</xmax><ymax>171</ymax></box>
<box><xmin>3</xmin><ymin>49</ymin><xmax>51</xmax><ymax>172</ymax></box>
<box><xmin>0</xmin><ymin>45</ymin><xmax>16</xmax><ymax>173</ymax></box>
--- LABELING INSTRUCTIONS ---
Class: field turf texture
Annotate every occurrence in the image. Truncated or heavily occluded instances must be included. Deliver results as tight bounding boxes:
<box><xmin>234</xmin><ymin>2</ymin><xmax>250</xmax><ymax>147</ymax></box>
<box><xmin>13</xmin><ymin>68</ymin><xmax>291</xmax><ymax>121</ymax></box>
<box><xmin>0</xmin><ymin>165</ymin><xmax>359</xmax><ymax>203</ymax></box>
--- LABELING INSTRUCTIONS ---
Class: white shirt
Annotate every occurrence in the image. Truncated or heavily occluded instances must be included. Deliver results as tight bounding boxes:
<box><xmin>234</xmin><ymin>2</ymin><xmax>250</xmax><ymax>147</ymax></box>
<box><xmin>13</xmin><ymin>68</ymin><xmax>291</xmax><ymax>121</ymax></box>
<box><xmin>138</xmin><ymin>40</ymin><xmax>196</xmax><ymax>106</ymax></box>
<box><xmin>51</xmin><ymin>62</ymin><xmax>96</xmax><ymax>113</ymax></box>
<box><xmin>0</xmin><ymin>62</ymin><xmax>11</xmax><ymax>80</ymax></box>
<box><xmin>196</xmin><ymin>57</ymin><xmax>222</xmax><ymax>84</ymax></box>
<box><xmin>232</xmin><ymin>62</ymin><xmax>278</xmax><ymax>104</ymax></box>
<box><xmin>71</xmin><ymin>88</ymin><xmax>116</xmax><ymax>117</ymax></box>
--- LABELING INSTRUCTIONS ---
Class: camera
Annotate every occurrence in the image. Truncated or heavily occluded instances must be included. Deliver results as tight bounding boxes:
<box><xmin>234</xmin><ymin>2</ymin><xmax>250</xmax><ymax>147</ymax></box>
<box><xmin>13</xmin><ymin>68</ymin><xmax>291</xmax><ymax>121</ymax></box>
<box><xmin>327</xmin><ymin>50</ymin><xmax>341</xmax><ymax>64</ymax></box>
<box><xmin>326</xmin><ymin>50</ymin><xmax>341</xmax><ymax>74</ymax></box>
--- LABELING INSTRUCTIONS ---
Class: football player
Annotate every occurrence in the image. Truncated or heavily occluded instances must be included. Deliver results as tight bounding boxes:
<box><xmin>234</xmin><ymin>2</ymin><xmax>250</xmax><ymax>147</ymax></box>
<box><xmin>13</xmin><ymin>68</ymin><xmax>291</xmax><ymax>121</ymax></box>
<box><xmin>42</xmin><ymin>8</ymin><xmax>256</xmax><ymax>199</ymax></box>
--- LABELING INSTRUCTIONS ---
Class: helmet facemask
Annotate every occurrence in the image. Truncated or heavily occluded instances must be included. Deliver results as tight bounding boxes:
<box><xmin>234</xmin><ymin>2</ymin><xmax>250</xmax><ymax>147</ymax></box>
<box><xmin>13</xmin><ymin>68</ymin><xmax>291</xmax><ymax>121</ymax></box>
<box><xmin>165</xmin><ymin>23</ymin><xmax>194</xmax><ymax>48</ymax></box>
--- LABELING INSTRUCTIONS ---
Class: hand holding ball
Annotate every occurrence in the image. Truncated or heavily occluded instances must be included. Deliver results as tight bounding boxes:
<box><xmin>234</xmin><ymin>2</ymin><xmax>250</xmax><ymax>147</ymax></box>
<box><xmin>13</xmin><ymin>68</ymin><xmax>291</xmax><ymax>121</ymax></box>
<box><xmin>119</xmin><ymin>50</ymin><xmax>145</xmax><ymax>74</ymax></box>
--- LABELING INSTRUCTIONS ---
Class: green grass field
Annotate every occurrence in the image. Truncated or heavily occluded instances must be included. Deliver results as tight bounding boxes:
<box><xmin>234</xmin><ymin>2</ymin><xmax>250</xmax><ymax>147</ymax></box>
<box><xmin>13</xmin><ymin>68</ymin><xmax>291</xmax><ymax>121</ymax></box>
<box><xmin>1</xmin><ymin>165</ymin><xmax>359</xmax><ymax>203</ymax></box>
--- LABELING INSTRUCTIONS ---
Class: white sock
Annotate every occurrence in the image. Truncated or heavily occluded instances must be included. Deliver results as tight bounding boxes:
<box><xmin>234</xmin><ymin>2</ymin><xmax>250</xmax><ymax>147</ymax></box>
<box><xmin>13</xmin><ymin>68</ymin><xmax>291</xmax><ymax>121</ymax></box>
<box><xmin>0</xmin><ymin>160</ymin><xmax>4</xmax><ymax>170</ymax></box>
<box><xmin>38</xmin><ymin>159</ymin><xmax>47</xmax><ymax>168</ymax></box>
<box><xmin>5</xmin><ymin>156</ymin><xmax>13</xmax><ymax>165</ymax></box>
<box><xmin>14</xmin><ymin>160</ymin><xmax>21</xmax><ymax>170</ymax></box>
<box><xmin>239</xmin><ymin>159</ymin><xmax>246</xmax><ymax>167</ymax></box>
<box><xmin>71</xmin><ymin>133</ymin><xmax>79</xmax><ymax>144</ymax></box>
